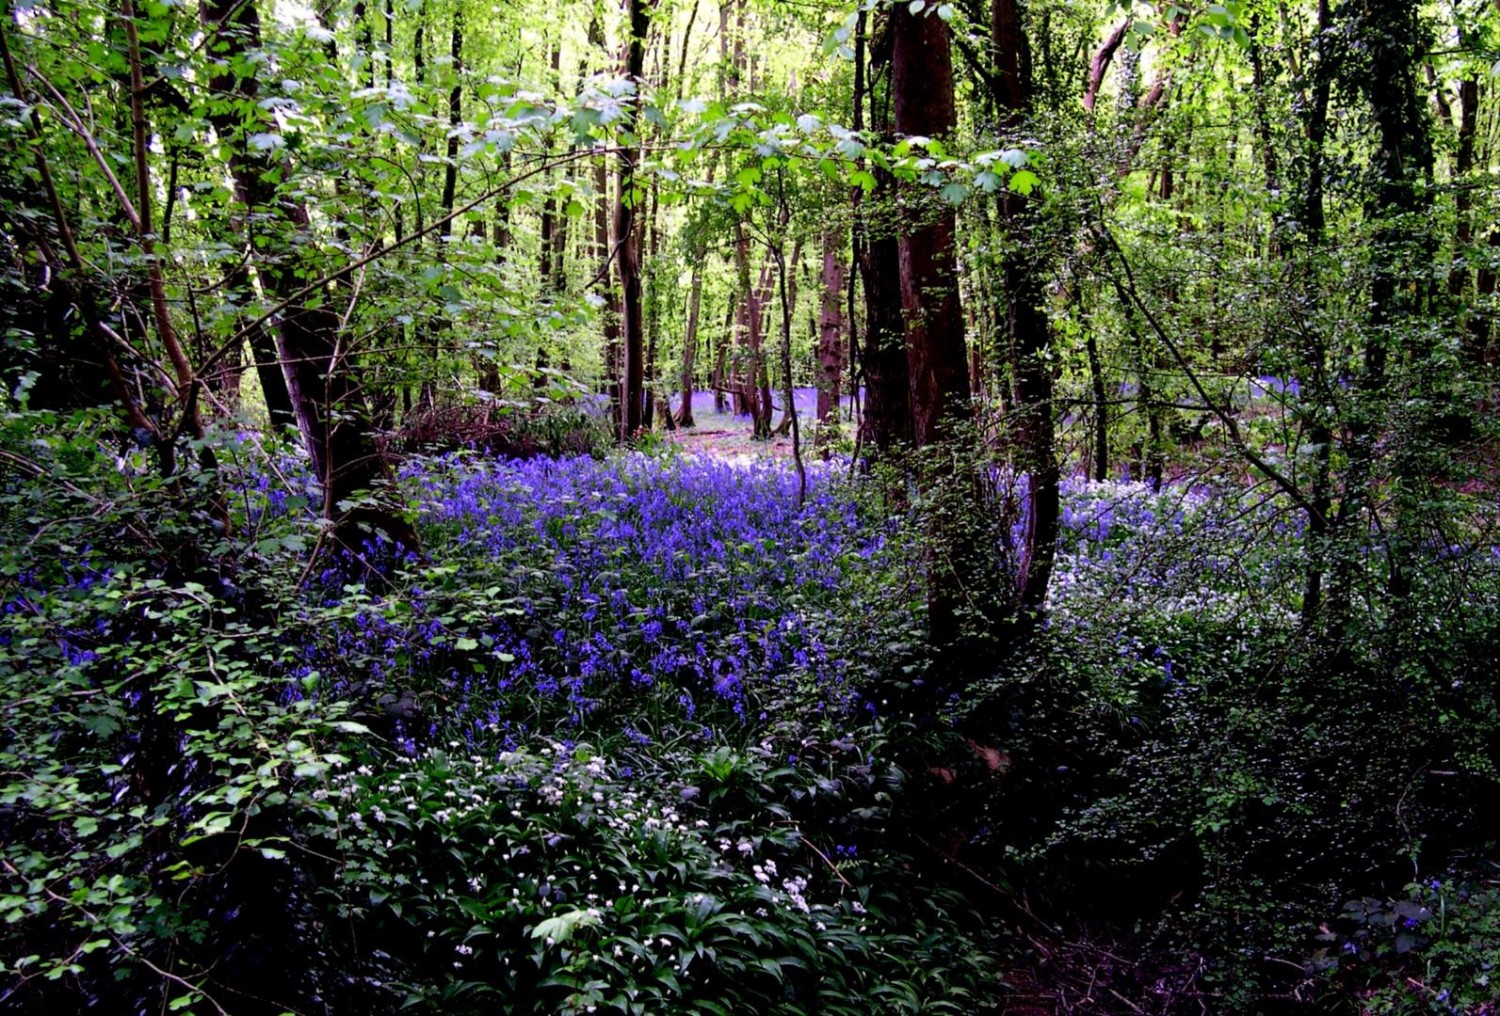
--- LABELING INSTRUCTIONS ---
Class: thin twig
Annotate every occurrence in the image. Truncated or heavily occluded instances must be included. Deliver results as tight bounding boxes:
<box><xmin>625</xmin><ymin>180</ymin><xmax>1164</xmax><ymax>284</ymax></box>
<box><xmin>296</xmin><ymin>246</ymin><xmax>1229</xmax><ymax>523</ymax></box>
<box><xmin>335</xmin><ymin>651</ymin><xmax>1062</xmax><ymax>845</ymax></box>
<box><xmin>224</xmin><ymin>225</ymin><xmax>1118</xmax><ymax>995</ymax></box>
<box><xmin>802</xmin><ymin>838</ymin><xmax>854</xmax><ymax>888</ymax></box>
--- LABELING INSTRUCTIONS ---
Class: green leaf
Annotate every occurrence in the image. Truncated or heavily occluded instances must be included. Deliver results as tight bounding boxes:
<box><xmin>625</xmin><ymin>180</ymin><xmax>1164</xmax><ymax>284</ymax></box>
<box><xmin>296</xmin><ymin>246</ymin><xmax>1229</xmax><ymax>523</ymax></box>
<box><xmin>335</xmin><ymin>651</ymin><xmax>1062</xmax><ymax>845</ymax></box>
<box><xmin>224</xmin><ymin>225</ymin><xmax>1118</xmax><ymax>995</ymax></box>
<box><xmin>1008</xmin><ymin>169</ymin><xmax>1040</xmax><ymax>195</ymax></box>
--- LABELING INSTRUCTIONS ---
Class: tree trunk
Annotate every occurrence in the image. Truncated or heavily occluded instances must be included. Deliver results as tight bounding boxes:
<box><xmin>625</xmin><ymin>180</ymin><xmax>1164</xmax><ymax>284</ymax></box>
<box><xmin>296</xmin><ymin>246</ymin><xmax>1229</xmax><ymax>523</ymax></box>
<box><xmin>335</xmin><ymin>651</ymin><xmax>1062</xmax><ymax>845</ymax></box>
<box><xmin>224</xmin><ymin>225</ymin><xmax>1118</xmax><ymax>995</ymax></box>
<box><xmin>891</xmin><ymin>3</ymin><xmax>986</xmax><ymax>651</ymax></box>
<box><xmin>1085</xmin><ymin>331</ymin><xmax>1108</xmax><ymax>481</ymax></box>
<box><xmin>615</xmin><ymin>0</ymin><xmax>652</xmax><ymax>440</ymax></box>
<box><xmin>201</xmin><ymin>0</ymin><xmax>416</xmax><ymax>557</ymax></box>
<box><xmin>892</xmin><ymin>7</ymin><xmax>970</xmax><ymax>448</ymax></box>
<box><xmin>732</xmin><ymin>225</ymin><xmax>771</xmax><ymax>437</ymax></box>
<box><xmin>713</xmin><ymin>303</ymin><xmax>732</xmax><ymax>413</ymax></box>
<box><xmin>1297</xmin><ymin>0</ymin><xmax>1336</xmax><ymax>625</ymax></box>
<box><xmin>539</xmin><ymin>41</ymin><xmax>561</xmax><ymax>291</ymax></box>
<box><xmin>677</xmin><ymin>261</ymin><xmax>703</xmax><ymax>426</ymax></box>
<box><xmin>854</xmin><ymin>11</ymin><xmax>911</xmax><ymax>454</ymax></box>
<box><xmin>816</xmin><ymin>232</ymin><xmax>845</xmax><ymax>426</ymax></box>
<box><xmin>992</xmin><ymin>0</ymin><xmax>1058</xmax><ymax>612</ymax></box>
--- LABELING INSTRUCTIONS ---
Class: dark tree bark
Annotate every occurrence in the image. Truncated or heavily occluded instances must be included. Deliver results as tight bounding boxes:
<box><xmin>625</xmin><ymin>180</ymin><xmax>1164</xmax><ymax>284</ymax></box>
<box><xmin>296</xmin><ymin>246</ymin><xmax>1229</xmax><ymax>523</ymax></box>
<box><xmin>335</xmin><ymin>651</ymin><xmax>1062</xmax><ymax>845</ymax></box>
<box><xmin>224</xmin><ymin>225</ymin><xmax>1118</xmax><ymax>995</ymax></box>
<box><xmin>615</xmin><ymin>0</ymin><xmax>653</xmax><ymax>439</ymax></box>
<box><xmin>892</xmin><ymin>4</ymin><xmax>997</xmax><ymax>652</ymax></box>
<box><xmin>643</xmin><ymin>184</ymin><xmax>660</xmax><ymax>430</ymax></box>
<box><xmin>1295</xmin><ymin>0</ymin><xmax>1336</xmax><ymax>625</ymax></box>
<box><xmin>1343</xmin><ymin>0</ymin><xmax>1433</xmax><ymax>606</ymax></box>
<box><xmin>201</xmin><ymin>0</ymin><xmax>416</xmax><ymax>556</ymax></box>
<box><xmin>194</xmin><ymin>3</ymin><xmax>295</xmax><ymax>431</ymax></box>
<box><xmin>539</xmin><ymin>43</ymin><xmax>561</xmax><ymax>291</ymax></box>
<box><xmin>1083</xmin><ymin>19</ymin><xmax>1129</xmax><ymax>113</ymax></box>
<box><xmin>438</xmin><ymin>14</ymin><xmax>463</xmax><ymax>246</ymax></box>
<box><xmin>858</xmin><ymin>15</ymin><xmax>913</xmax><ymax>453</ymax></box>
<box><xmin>770</xmin><ymin>236</ymin><xmax>802</xmax><ymax>436</ymax></box>
<box><xmin>992</xmin><ymin>0</ymin><xmax>1058</xmax><ymax>611</ymax></box>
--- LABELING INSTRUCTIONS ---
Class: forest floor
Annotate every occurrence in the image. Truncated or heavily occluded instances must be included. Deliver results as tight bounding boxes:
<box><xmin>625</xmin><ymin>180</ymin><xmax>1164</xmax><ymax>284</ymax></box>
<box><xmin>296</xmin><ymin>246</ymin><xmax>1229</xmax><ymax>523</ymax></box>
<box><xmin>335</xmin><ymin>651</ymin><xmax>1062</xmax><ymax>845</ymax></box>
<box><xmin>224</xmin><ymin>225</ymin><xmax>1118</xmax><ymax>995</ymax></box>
<box><xmin>662</xmin><ymin>387</ymin><xmax>857</xmax><ymax>461</ymax></box>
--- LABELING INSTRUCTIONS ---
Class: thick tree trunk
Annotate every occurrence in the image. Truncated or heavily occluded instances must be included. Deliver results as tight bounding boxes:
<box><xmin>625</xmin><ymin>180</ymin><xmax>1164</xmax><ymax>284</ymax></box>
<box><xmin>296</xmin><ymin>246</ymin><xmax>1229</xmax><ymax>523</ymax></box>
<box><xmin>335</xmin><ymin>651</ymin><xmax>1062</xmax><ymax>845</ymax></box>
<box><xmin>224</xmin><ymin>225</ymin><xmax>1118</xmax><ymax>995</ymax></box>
<box><xmin>892</xmin><ymin>4</ymin><xmax>990</xmax><ymax>651</ymax></box>
<box><xmin>1346</xmin><ymin>0</ymin><xmax>1433</xmax><ymax>606</ymax></box>
<box><xmin>859</xmin><ymin>194</ymin><xmax>913</xmax><ymax>452</ymax></box>
<box><xmin>201</xmin><ymin>0</ymin><xmax>416</xmax><ymax>556</ymax></box>
<box><xmin>892</xmin><ymin>9</ymin><xmax>970</xmax><ymax>449</ymax></box>
<box><xmin>857</xmin><ymin>14</ymin><xmax>912</xmax><ymax>454</ymax></box>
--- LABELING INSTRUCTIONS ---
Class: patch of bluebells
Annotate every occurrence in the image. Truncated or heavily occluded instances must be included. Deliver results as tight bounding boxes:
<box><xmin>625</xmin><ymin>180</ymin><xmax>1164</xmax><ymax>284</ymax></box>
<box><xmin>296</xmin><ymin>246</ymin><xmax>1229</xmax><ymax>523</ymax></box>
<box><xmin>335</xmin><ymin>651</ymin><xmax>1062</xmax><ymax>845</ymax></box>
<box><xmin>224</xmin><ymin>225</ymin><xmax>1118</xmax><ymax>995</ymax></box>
<box><xmin>249</xmin><ymin>452</ymin><xmax>1500</xmax><ymax>756</ymax></box>
<box><xmin>361</xmin><ymin>453</ymin><xmax>892</xmax><ymax>746</ymax></box>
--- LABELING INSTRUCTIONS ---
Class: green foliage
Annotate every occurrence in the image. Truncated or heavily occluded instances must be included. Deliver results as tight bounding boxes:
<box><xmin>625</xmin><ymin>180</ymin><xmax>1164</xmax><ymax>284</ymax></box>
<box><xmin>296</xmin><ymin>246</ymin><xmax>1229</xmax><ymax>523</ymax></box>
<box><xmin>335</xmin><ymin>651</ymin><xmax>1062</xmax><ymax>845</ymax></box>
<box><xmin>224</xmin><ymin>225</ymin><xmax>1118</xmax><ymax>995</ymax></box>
<box><xmin>955</xmin><ymin>494</ymin><xmax>1500</xmax><ymax>1007</ymax></box>
<box><xmin>0</xmin><ymin>408</ymin><xmax>367</xmax><ymax>1011</ymax></box>
<box><xmin>1344</xmin><ymin>877</ymin><xmax>1500</xmax><ymax>1014</ymax></box>
<box><xmin>324</xmin><ymin>738</ymin><xmax>1000</xmax><ymax>1014</ymax></box>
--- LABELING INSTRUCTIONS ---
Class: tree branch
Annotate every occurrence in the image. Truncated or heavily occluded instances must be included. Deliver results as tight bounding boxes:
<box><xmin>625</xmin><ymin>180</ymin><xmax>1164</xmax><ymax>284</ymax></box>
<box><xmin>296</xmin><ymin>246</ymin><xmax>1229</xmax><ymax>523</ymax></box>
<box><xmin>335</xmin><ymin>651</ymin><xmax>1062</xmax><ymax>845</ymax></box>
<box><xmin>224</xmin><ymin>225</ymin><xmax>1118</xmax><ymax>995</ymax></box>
<box><xmin>1099</xmin><ymin>226</ymin><xmax>1318</xmax><ymax>520</ymax></box>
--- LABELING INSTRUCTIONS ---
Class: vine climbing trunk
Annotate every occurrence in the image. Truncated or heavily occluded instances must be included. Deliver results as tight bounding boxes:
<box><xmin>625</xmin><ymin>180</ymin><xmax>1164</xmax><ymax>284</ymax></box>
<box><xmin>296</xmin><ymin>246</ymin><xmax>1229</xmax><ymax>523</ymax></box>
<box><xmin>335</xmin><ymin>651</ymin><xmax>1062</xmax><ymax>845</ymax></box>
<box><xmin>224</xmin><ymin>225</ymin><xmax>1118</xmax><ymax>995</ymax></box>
<box><xmin>891</xmin><ymin>3</ymin><xmax>989</xmax><ymax>652</ymax></box>
<box><xmin>816</xmin><ymin>232</ymin><xmax>845</xmax><ymax>429</ymax></box>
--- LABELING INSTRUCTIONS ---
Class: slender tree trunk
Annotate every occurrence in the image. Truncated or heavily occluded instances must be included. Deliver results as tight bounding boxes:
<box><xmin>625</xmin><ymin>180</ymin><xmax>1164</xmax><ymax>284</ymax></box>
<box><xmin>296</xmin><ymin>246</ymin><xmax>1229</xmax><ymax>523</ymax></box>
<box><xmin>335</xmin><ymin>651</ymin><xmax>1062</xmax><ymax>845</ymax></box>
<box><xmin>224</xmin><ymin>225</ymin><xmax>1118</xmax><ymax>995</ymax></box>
<box><xmin>730</xmin><ymin>229</ymin><xmax>772</xmax><ymax>436</ymax></box>
<box><xmin>1450</xmin><ymin>67</ymin><xmax>1483</xmax><ymax>361</ymax></box>
<box><xmin>1297</xmin><ymin>0</ymin><xmax>1336</xmax><ymax>625</ymax></box>
<box><xmin>494</xmin><ymin>148</ymin><xmax>513</xmax><ymax>267</ymax></box>
<box><xmin>615</xmin><ymin>0</ymin><xmax>652</xmax><ymax>439</ymax></box>
<box><xmin>642</xmin><ymin>193</ymin><xmax>659</xmax><ymax>431</ymax></box>
<box><xmin>993</xmin><ymin>0</ymin><xmax>1058</xmax><ymax>611</ymax></box>
<box><xmin>771</xmin><ymin>237</ymin><xmax>802</xmax><ymax>436</ymax></box>
<box><xmin>540</xmin><ymin>42</ymin><xmax>561</xmax><ymax>291</ymax></box>
<box><xmin>678</xmin><ymin>261</ymin><xmax>703</xmax><ymax>426</ymax></box>
<box><xmin>816</xmin><ymin>232</ymin><xmax>845</xmax><ymax>426</ymax></box>
<box><xmin>1086</xmin><ymin>331</ymin><xmax>1108</xmax><ymax>481</ymax></box>
<box><xmin>775</xmin><ymin>229</ymin><xmax>806</xmax><ymax>503</ymax></box>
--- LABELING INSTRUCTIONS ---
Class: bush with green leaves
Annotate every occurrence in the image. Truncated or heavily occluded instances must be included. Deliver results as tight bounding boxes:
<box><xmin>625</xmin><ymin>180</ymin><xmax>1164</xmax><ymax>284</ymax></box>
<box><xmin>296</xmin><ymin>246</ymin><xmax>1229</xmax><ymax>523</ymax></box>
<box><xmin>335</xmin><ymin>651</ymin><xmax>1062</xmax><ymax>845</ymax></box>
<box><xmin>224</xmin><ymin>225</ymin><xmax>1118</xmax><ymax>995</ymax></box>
<box><xmin>953</xmin><ymin>476</ymin><xmax>1500</xmax><ymax>1008</ymax></box>
<box><xmin>0</xmin><ymin>408</ymin><xmax>377</xmax><ymax>1013</ymax></box>
<box><xmin>320</xmin><ymin>737</ymin><xmax>1001</xmax><ymax>1014</ymax></box>
<box><xmin>1338</xmin><ymin>875</ymin><xmax>1500</xmax><ymax>1014</ymax></box>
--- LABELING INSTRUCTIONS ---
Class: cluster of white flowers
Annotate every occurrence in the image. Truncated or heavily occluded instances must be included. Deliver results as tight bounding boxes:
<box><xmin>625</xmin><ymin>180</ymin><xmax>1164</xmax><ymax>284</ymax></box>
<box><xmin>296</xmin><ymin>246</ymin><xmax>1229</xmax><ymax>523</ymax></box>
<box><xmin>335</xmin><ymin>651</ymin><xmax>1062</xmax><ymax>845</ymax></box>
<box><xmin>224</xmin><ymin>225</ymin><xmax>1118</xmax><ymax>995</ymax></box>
<box><xmin>780</xmin><ymin>875</ymin><xmax>810</xmax><ymax>913</ymax></box>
